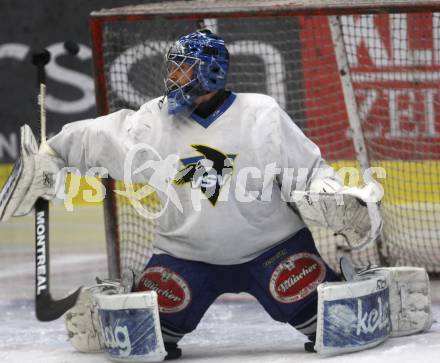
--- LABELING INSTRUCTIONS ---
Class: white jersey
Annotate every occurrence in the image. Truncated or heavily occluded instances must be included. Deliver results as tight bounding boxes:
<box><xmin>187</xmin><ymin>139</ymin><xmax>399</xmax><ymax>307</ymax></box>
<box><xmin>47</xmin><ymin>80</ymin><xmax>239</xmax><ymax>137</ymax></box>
<box><xmin>48</xmin><ymin>93</ymin><xmax>338</xmax><ymax>264</ymax></box>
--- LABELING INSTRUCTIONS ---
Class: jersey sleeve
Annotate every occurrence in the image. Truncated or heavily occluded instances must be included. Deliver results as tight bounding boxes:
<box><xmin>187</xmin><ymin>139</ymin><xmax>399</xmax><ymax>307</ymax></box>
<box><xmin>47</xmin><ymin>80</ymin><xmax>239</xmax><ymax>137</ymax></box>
<box><xmin>47</xmin><ymin>106</ymin><xmax>156</xmax><ymax>181</ymax></box>
<box><xmin>264</xmin><ymin>102</ymin><xmax>342</xmax><ymax>197</ymax></box>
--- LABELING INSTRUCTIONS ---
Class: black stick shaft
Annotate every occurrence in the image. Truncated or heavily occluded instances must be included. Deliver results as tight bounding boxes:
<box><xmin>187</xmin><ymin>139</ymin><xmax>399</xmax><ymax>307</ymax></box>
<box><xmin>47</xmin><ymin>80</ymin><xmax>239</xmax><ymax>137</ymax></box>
<box><xmin>34</xmin><ymin>50</ymin><xmax>51</xmax><ymax>319</ymax></box>
<box><xmin>32</xmin><ymin>49</ymin><xmax>80</xmax><ymax>321</ymax></box>
<box><xmin>35</xmin><ymin>199</ymin><xmax>50</xmax><ymax>299</ymax></box>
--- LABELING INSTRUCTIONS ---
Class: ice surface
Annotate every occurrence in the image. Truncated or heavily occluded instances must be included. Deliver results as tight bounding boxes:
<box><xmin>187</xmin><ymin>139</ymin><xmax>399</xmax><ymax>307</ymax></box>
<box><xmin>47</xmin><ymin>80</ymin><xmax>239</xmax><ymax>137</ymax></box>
<box><xmin>1</xmin><ymin>207</ymin><xmax>439</xmax><ymax>362</ymax></box>
<box><xmin>1</xmin><ymin>294</ymin><xmax>439</xmax><ymax>363</ymax></box>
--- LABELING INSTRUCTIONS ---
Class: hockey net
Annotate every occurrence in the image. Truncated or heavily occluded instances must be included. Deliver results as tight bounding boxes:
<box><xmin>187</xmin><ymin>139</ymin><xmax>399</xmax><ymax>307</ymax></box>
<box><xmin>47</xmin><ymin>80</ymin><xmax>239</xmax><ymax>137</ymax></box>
<box><xmin>90</xmin><ymin>0</ymin><xmax>440</xmax><ymax>277</ymax></box>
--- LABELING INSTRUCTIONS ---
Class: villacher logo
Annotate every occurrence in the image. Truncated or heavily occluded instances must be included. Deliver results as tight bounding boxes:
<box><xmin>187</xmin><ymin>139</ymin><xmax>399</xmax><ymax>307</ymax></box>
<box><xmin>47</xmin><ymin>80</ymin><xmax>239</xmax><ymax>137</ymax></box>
<box><xmin>269</xmin><ymin>253</ymin><xmax>326</xmax><ymax>303</ymax></box>
<box><xmin>137</xmin><ymin>266</ymin><xmax>191</xmax><ymax>313</ymax></box>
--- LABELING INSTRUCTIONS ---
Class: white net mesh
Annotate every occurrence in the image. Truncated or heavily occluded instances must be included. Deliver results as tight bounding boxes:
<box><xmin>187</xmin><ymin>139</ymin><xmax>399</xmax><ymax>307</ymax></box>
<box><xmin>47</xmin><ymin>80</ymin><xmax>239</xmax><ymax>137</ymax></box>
<box><xmin>92</xmin><ymin>6</ymin><xmax>440</xmax><ymax>275</ymax></box>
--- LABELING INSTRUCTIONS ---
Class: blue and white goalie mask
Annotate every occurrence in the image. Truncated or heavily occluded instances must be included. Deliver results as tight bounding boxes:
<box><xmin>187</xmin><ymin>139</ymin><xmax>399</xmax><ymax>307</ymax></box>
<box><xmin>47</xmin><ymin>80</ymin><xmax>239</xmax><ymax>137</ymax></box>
<box><xmin>165</xmin><ymin>30</ymin><xmax>229</xmax><ymax>114</ymax></box>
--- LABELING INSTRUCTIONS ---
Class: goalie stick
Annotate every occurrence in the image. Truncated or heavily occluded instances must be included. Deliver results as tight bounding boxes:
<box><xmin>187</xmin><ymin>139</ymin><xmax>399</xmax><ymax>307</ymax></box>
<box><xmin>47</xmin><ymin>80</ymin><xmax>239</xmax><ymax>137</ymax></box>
<box><xmin>32</xmin><ymin>44</ymin><xmax>81</xmax><ymax>321</ymax></box>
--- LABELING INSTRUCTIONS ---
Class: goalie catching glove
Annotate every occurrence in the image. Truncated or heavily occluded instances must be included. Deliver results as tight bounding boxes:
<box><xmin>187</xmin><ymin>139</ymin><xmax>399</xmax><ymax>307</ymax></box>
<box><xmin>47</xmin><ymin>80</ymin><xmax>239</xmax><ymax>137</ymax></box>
<box><xmin>292</xmin><ymin>178</ymin><xmax>383</xmax><ymax>249</ymax></box>
<box><xmin>0</xmin><ymin>124</ymin><xmax>64</xmax><ymax>221</ymax></box>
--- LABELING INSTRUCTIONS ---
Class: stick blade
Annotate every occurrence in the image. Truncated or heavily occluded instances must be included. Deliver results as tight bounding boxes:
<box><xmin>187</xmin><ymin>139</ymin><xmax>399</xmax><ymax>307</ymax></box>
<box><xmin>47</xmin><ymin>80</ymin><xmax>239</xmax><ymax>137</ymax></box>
<box><xmin>36</xmin><ymin>288</ymin><xmax>81</xmax><ymax>321</ymax></box>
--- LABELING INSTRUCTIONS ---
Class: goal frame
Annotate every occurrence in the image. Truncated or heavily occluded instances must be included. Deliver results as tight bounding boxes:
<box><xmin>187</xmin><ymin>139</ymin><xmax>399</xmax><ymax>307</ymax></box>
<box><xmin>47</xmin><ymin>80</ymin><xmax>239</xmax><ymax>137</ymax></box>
<box><xmin>90</xmin><ymin>0</ymin><xmax>440</xmax><ymax>278</ymax></box>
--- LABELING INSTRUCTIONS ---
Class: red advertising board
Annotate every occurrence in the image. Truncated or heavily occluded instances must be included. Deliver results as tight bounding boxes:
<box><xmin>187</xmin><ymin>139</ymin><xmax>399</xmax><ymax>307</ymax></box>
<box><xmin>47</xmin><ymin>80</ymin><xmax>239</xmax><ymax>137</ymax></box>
<box><xmin>300</xmin><ymin>13</ymin><xmax>440</xmax><ymax>161</ymax></box>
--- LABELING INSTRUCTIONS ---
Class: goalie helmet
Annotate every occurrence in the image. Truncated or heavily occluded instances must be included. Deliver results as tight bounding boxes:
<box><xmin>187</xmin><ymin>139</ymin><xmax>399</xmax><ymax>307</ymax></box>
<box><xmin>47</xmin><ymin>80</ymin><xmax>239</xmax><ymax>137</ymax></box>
<box><xmin>165</xmin><ymin>30</ymin><xmax>229</xmax><ymax>114</ymax></box>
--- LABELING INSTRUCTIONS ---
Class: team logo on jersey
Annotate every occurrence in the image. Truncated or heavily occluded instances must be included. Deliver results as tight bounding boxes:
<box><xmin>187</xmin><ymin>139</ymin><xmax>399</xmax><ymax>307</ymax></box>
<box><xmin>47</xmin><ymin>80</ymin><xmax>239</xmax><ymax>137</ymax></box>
<box><xmin>269</xmin><ymin>253</ymin><xmax>326</xmax><ymax>304</ymax></box>
<box><xmin>137</xmin><ymin>266</ymin><xmax>191</xmax><ymax>314</ymax></box>
<box><xmin>173</xmin><ymin>144</ymin><xmax>236</xmax><ymax>206</ymax></box>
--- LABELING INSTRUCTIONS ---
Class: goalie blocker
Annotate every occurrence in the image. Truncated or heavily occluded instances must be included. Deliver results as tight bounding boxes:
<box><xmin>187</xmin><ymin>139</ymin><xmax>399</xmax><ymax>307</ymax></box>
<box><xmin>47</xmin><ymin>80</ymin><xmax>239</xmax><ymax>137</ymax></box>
<box><xmin>0</xmin><ymin>124</ymin><xmax>64</xmax><ymax>221</ymax></box>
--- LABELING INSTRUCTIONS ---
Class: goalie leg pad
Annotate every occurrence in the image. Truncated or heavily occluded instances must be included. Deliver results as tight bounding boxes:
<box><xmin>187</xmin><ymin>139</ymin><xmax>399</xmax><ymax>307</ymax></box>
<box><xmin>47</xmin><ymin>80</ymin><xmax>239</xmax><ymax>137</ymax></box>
<box><xmin>65</xmin><ymin>288</ymin><xmax>104</xmax><ymax>353</ymax></box>
<box><xmin>315</xmin><ymin>267</ymin><xmax>432</xmax><ymax>356</ymax></box>
<box><xmin>65</xmin><ymin>280</ymin><xmax>127</xmax><ymax>353</ymax></box>
<box><xmin>315</xmin><ymin>273</ymin><xmax>392</xmax><ymax>356</ymax></box>
<box><xmin>368</xmin><ymin>267</ymin><xmax>432</xmax><ymax>337</ymax></box>
<box><xmin>96</xmin><ymin>291</ymin><xmax>166</xmax><ymax>362</ymax></box>
<box><xmin>340</xmin><ymin>257</ymin><xmax>432</xmax><ymax>337</ymax></box>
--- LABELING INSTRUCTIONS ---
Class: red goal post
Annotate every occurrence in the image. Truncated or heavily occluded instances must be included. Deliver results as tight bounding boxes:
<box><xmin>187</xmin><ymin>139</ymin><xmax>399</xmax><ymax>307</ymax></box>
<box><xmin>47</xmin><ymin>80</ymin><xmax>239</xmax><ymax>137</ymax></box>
<box><xmin>90</xmin><ymin>0</ymin><xmax>440</xmax><ymax>278</ymax></box>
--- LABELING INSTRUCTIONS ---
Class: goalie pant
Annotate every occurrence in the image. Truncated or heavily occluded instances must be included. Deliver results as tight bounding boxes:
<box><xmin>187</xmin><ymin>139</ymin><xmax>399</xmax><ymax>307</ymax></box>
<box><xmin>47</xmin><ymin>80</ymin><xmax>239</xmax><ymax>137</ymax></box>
<box><xmin>135</xmin><ymin>227</ymin><xmax>340</xmax><ymax>344</ymax></box>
